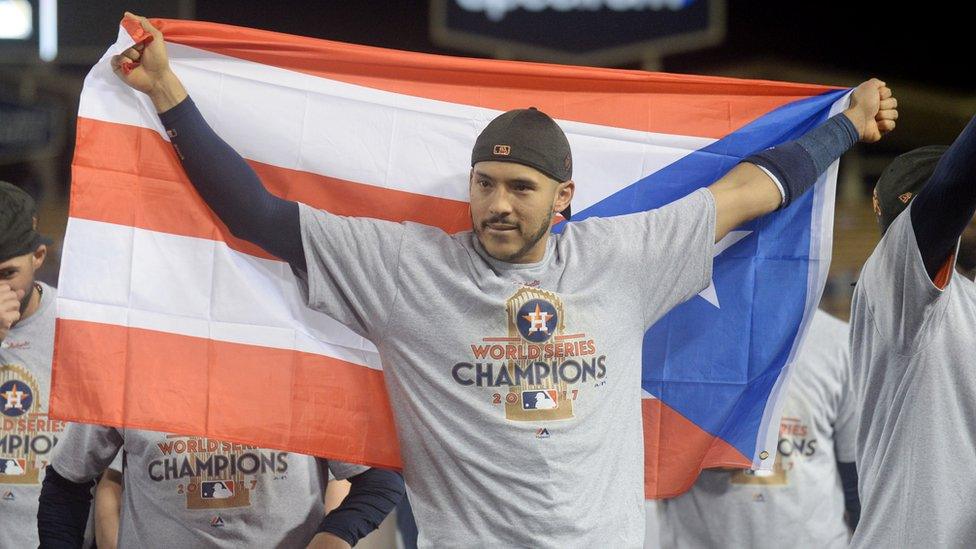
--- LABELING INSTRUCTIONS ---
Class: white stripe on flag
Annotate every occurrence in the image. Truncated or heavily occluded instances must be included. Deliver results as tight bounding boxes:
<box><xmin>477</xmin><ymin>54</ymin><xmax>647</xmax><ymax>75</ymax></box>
<box><xmin>79</xmin><ymin>28</ymin><xmax>716</xmax><ymax>211</ymax></box>
<box><xmin>58</xmin><ymin>217</ymin><xmax>382</xmax><ymax>369</ymax></box>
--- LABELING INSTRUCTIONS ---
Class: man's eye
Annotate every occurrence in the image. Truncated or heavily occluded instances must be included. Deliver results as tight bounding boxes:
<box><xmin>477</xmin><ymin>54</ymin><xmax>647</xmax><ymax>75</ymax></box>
<box><xmin>478</xmin><ymin>179</ymin><xmax>491</xmax><ymax>187</ymax></box>
<box><xmin>0</xmin><ymin>271</ymin><xmax>14</xmax><ymax>279</ymax></box>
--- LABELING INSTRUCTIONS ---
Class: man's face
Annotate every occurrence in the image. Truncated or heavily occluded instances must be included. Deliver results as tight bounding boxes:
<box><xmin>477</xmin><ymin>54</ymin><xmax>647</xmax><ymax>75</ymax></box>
<box><xmin>469</xmin><ymin>161</ymin><xmax>573</xmax><ymax>264</ymax></box>
<box><xmin>0</xmin><ymin>246</ymin><xmax>46</xmax><ymax>317</ymax></box>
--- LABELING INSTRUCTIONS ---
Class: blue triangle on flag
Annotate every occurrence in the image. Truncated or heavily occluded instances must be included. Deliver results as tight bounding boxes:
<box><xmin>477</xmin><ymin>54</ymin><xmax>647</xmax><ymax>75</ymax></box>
<box><xmin>554</xmin><ymin>88</ymin><xmax>848</xmax><ymax>461</ymax></box>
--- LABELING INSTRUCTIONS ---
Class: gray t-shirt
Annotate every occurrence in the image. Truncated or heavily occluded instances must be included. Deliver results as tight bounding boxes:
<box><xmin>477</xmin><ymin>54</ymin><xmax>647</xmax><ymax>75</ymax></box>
<box><xmin>298</xmin><ymin>188</ymin><xmax>716</xmax><ymax>548</ymax></box>
<box><xmin>0</xmin><ymin>282</ymin><xmax>69</xmax><ymax>548</ymax></box>
<box><xmin>849</xmin><ymin>205</ymin><xmax>976</xmax><ymax>548</ymax></box>
<box><xmin>656</xmin><ymin>309</ymin><xmax>857</xmax><ymax>548</ymax></box>
<box><xmin>53</xmin><ymin>423</ymin><xmax>367</xmax><ymax>548</ymax></box>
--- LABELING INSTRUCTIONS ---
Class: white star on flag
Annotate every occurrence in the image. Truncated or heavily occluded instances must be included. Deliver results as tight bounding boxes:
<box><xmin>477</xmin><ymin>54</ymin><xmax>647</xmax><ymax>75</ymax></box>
<box><xmin>698</xmin><ymin>230</ymin><xmax>752</xmax><ymax>308</ymax></box>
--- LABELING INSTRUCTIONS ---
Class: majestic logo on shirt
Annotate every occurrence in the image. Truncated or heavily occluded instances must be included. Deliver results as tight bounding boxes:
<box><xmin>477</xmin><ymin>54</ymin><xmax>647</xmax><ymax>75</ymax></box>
<box><xmin>535</xmin><ymin>428</ymin><xmax>551</xmax><ymax>439</ymax></box>
<box><xmin>210</xmin><ymin>515</ymin><xmax>226</xmax><ymax>528</ymax></box>
<box><xmin>147</xmin><ymin>435</ymin><xmax>290</xmax><ymax>510</ymax></box>
<box><xmin>452</xmin><ymin>287</ymin><xmax>607</xmax><ymax>422</ymax></box>
<box><xmin>0</xmin><ymin>364</ymin><xmax>62</xmax><ymax>486</ymax></box>
<box><xmin>0</xmin><ymin>381</ymin><xmax>32</xmax><ymax>417</ymax></box>
<box><xmin>2</xmin><ymin>490</ymin><xmax>13</xmax><ymax>501</ymax></box>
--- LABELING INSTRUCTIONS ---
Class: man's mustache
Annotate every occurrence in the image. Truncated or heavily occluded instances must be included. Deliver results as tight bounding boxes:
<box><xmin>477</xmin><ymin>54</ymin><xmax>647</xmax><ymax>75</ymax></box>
<box><xmin>481</xmin><ymin>215</ymin><xmax>519</xmax><ymax>229</ymax></box>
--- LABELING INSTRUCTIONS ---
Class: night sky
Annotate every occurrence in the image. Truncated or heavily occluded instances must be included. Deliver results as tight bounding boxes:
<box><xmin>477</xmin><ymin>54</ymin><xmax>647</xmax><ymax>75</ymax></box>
<box><xmin>191</xmin><ymin>1</ymin><xmax>970</xmax><ymax>91</ymax></box>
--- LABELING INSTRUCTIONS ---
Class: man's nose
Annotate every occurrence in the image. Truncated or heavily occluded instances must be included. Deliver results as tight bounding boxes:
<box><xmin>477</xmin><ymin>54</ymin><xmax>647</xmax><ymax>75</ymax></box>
<box><xmin>488</xmin><ymin>187</ymin><xmax>513</xmax><ymax>216</ymax></box>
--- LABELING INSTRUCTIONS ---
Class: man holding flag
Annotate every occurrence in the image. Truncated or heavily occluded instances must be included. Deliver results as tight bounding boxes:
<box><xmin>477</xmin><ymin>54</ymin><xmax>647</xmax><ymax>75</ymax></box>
<box><xmin>49</xmin><ymin>12</ymin><xmax>896</xmax><ymax>548</ymax></box>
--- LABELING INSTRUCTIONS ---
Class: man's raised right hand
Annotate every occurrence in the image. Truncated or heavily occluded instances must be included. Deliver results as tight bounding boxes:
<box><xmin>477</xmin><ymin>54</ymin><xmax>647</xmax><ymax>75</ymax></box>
<box><xmin>111</xmin><ymin>12</ymin><xmax>187</xmax><ymax>113</ymax></box>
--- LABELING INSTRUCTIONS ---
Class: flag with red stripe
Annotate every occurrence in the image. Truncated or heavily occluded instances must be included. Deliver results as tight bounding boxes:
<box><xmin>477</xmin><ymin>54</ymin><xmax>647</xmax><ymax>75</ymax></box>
<box><xmin>52</xmin><ymin>18</ymin><xmax>846</xmax><ymax>498</ymax></box>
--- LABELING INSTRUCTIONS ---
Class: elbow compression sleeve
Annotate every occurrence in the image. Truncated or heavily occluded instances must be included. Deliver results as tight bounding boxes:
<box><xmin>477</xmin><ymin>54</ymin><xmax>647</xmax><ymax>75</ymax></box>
<box><xmin>158</xmin><ymin>97</ymin><xmax>306</xmax><ymax>271</ymax></box>
<box><xmin>318</xmin><ymin>469</ymin><xmax>405</xmax><ymax>546</ymax></box>
<box><xmin>37</xmin><ymin>465</ymin><xmax>96</xmax><ymax>548</ymax></box>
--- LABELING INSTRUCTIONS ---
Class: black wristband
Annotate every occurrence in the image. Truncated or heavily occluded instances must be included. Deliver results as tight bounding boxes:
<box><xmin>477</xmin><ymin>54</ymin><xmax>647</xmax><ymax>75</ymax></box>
<box><xmin>746</xmin><ymin>113</ymin><xmax>859</xmax><ymax>207</ymax></box>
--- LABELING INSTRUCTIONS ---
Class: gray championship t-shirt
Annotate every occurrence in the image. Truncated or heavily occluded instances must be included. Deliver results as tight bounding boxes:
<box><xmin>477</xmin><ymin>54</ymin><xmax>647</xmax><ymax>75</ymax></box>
<box><xmin>656</xmin><ymin>309</ymin><xmax>858</xmax><ymax>548</ymax></box>
<box><xmin>53</xmin><ymin>423</ymin><xmax>367</xmax><ymax>548</ymax></box>
<box><xmin>849</xmin><ymin>204</ymin><xmax>976</xmax><ymax>548</ymax></box>
<box><xmin>0</xmin><ymin>283</ymin><xmax>74</xmax><ymax>548</ymax></box>
<box><xmin>298</xmin><ymin>188</ymin><xmax>716</xmax><ymax>548</ymax></box>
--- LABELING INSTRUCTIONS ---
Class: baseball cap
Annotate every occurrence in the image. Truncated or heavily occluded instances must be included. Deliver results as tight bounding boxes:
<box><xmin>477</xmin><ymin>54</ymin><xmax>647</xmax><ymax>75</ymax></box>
<box><xmin>0</xmin><ymin>181</ymin><xmax>51</xmax><ymax>263</ymax></box>
<box><xmin>471</xmin><ymin>107</ymin><xmax>573</xmax><ymax>220</ymax></box>
<box><xmin>873</xmin><ymin>145</ymin><xmax>947</xmax><ymax>234</ymax></box>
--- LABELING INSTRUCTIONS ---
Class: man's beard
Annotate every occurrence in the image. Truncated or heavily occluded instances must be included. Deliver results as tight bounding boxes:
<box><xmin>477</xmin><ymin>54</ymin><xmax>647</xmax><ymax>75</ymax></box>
<box><xmin>473</xmin><ymin>213</ymin><xmax>551</xmax><ymax>263</ymax></box>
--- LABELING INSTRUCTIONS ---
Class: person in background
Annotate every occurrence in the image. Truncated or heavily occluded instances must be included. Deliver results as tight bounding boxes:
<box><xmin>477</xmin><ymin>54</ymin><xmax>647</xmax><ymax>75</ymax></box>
<box><xmin>849</xmin><ymin>116</ymin><xmax>976</xmax><ymax>547</ymax></box>
<box><xmin>39</xmin><ymin>423</ymin><xmax>405</xmax><ymax>548</ymax></box>
<box><xmin>656</xmin><ymin>308</ymin><xmax>859</xmax><ymax>548</ymax></box>
<box><xmin>0</xmin><ymin>180</ymin><xmax>93</xmax><ymax>547</ymax></box>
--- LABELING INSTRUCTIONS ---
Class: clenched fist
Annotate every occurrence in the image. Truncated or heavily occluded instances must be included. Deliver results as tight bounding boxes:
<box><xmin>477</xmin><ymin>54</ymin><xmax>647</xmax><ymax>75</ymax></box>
<box><xmin>111</xmin><ymin>12</ymin><xmax>188</xmax><ymax>113</ymax></box>
<box><xmin>844</xmin><ymin>78</ymin><xmax>898</xmax><ymax>144</ymax></box>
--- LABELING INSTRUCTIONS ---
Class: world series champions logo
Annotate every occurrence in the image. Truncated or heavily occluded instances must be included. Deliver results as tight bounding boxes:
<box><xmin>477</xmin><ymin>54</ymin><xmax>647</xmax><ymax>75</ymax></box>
<box><xmin>147</xmin><ymin>435</ymin><xmax>291</xmax><ymax>511</ymax></box>
<box><xmin>453</xmin><ymin>286</ymin><xmax>608</xmax><ymax>422</ymax></box>
<box><xmin>0</xmin><ymin>364</ymin><xmax>59</xmax><ymax>485</ymax></box>
<box><xmin>504</xmin><ymin>288</ymin><xmax>573</xmax><ymax>421</ymax></box>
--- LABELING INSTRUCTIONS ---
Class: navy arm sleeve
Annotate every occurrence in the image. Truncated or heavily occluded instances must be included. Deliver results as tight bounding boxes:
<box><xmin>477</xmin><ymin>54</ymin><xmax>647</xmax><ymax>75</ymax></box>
<box><xmin>37</xmin><ymin>465</ymin><xmax>96</xmax><ymax>548</ymax></box>
<box><xmin>836</xmin><ymin>461</ymin><xmax>860</xmax><ymax>530</ymax></box>
<box><xmin>158</xmin><ymin>97</ymin><xmax>306</xmax><ymax>271</ymax></box>
<box><xmin>910</xmin><ymin>115</ymin><xmax>976</xmax><ymax>278</ymax></box>
<box><xmin>318</xmin><ymin>468</ymin><xmax>405</xmax><ymax>546</ymax></box>
<box><xmin>745</xmin><ymin>114</ymin><xmax>859</xmax><ymax>207</ymax></box>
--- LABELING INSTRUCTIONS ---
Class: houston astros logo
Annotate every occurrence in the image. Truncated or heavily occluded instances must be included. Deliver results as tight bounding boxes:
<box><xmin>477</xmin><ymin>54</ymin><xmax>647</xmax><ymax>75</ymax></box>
<box><xmin>0</xmin><ymin>364</ymin><xmax>46</xmax><ymax>484</ymax></box>
<box><xmin>0</xmin><ymin>380</ymin><xmax>33</xmax><ymax>417</ymax></box>
<box><xmin>516</xmin><ymin>299</ymin><xmax>558</xmax><ymax>342</ymax></box>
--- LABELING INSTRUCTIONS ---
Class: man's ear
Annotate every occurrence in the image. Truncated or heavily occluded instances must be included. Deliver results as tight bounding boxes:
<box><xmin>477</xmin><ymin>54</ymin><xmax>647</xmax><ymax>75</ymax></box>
<box><xmin>554</xmin><ymin>180</ymin><xmax>575</xmax><ymax>213</ymax></box>
<box><xmin>31</xmin><ymin>244</ymin><xmax>47</xmax><ymax>271</ymax></box>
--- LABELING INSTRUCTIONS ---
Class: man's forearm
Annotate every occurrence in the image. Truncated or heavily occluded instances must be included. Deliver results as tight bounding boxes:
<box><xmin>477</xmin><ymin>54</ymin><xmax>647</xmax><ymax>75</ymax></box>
<box><xmin>318</xmin><ymin>469</ymin><xmax>405</xmax><ymax>545</ymax></box>
<box><xmin>94</xmin><ymin>468</ymin><xmax>124</xmax><ymax>549</ymax></box>
<box><xmin>745</xmin><ymin>113</ymin><xmax>860</xmax><ymax>208</ymax></box>
<box><xmin>837</xmin><ymin>461</ymin><xmax>860</xmax><ymax>530</ymax></box>
<box><xmin>711</xmin><ymin>111</ymin><xmax>861</xmax><ymax>241</ymax></box>
<box><xmin>37</xmin><ymin>465</ymin><xmax>96</xmax><ymax>548</ymax></box>
<box><xmin>158</xmin><ymin>96</ymin><xmax>306</xmax><ymax>270</ymax></box>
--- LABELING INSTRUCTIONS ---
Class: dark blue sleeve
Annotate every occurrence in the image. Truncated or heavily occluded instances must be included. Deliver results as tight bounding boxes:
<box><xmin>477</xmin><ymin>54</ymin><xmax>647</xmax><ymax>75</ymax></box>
<box><xmin>836</xmin><ymin>461</ymin><xmax>860</xmax><ymax>530</ymax></box>
<box><xmin>158</xmin><ymin>97</ymin><xmax>306</xmax><ymax>272</ymax></box>
<box><xmin>37</xmin><ymin>465</ymin><xmax>95</xmax><ymax>548</ymax></box>
<box><xmin>745</xmin><ymin>113</ymin><xmax>859</xmax><ymax>207</ymax></box>
<box><xmin>318</xmin><ymin>468</ymin><xmax>405</xmax><ymax>546</ymax></box>
<box><xmin>910</xmin><ymin>115</ymin><xmax>976</xmax><ymax>278</ymax></box>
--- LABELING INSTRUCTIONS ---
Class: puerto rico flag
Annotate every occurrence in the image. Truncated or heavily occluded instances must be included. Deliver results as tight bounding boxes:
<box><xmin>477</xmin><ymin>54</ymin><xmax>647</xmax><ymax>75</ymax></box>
<box><xmin>51</xmin><ymin>17</ymin><xmax>847</xmax><ymax>498</ymax></box>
